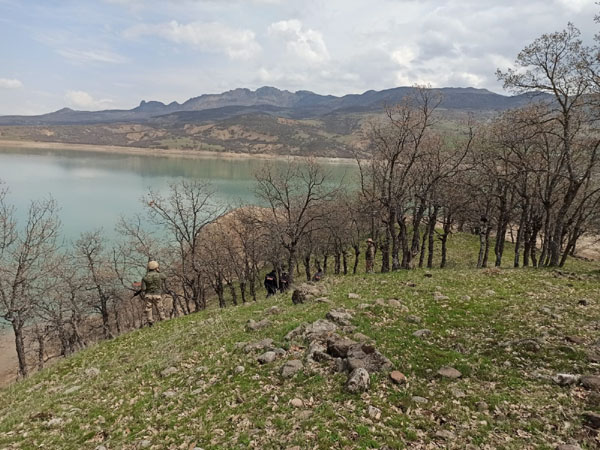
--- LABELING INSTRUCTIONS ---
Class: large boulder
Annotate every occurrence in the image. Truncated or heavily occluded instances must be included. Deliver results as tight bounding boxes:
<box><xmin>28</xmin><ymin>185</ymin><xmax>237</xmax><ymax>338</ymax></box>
<box><xmin>303</xmin><ymin>319</ymin><xmax>338</xmax><ymax>341</ymax></box>
<box><xmin>292</xmin><ymin>283</ymin><xmax>326</xmax><ymax>304</ymax></box>
<box><xmin>326</xmin><ymin>309</ymin><xmax>354</xmax><ymax>326</ymax></box>
<box><xmin>246</xmin><ymin>318</ymin><xmax>271</xmax><ymax>331</ymax></box>
<box><xmin>345</xmin><ymin>344</ymin><xmax>393</xmax><ymax>373</ymax></box>
<box><xmin>345</xmin><ymin>368</ymin><xmax>370</xmax><ymax>393</ymax></box>
<box><xmin>243</xmin><ymin>338</ymin><xmax>274</xmax><ymax>353</ymax></box>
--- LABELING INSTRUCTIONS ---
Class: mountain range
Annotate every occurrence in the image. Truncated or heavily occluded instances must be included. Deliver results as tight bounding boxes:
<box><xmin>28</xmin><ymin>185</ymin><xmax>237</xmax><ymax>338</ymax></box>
<box><xmin>0</xmin><ymin>86</ymin><xmax>547</xmax><ymax>158</ymax></box>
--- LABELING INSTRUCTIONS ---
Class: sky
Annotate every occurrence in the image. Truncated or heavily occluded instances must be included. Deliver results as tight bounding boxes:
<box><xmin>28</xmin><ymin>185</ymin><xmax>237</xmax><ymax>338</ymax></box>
<box><xmin>0</xmin><ymin>0</ymin><xmax>598</xmax><ymax>115</ymax></box>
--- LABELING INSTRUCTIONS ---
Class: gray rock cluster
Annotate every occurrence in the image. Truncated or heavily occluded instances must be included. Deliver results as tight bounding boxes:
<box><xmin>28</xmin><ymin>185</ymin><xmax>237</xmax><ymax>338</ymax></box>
<box><xmin>291</xmin><ymin>282</ymin><xmax>327</xmax><ymax>304</ymax></box>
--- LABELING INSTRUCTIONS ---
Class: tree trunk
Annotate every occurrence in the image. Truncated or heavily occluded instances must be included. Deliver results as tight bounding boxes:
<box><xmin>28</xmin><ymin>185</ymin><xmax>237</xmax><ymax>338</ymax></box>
<box><xmin>12</xmin><ymin>321</ymin><xmax>28</xmax><ymax>378</ymax></box>
<box><xmin>342</xmin><ymin>250</ymin><xmax>348</xmax><ymax>275</ymax></box>
<box><xmin>426</xmin><ymin>206</ymin><xmax>438</xmax><ymax>269</ymax></box>
<box><xmin>352</xmin><ymin>245</ymin><xmax>360</xmax><ymax>274</ymax></box>
<box><xmin>303</xmin><ymin>254</ymin><xmax>311</xmax><ymax>281</ymax></box>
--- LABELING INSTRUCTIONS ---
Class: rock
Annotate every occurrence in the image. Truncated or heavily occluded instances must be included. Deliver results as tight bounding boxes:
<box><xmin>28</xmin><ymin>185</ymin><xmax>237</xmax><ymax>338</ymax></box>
<box><xmin>424</xmin><ymin>272</ymin><xmax>433</xmax><ymax>278</ymax></box>
<box><xmin>346</xmin><ymin>345</ymin><xmax>392</xmax><ymax>373</ymax></box>
<box><xmin>95</xmin><ymin>446</ymin><xmax>107</xmax><ymax>450</ymax></box>
<box><xmin>292</xmin><ymin>283</ymin><xmax>324</xmax><ymax>304</ymax></box>
<box><xmin>476</xmin><ymin>401</ymin><xmax>489</xmax><ymax>413</ymax></box>
<box><xmin>556</xmin><ymin>444</ymin><xmax>582</xmax><ymax>450</ymax></box>
<box><xmin>434</xmin><ymin>430</ymin><xmax>455</xmax><ymax>440</ymax></box>
<box><xmin>539</xmin><ymin>306</ymin><xmax>552</xmax><ymax>315</ymax></box>
<box><xmin>581</xmin><ymin>375</ymin><xmax>600</xmax><ymax>391</ymax></box>
<box><xmin>280</xmin><ymin>360</ymin><xmax>303</xmax><ymax>378</ymax></box>
<box><xmin>578</xmin><ymin>299</ymin><xmax>589</xmax><ymax>306</ymax></box>
<box><xmin>437</xmin><ymin>367</ymin><xmax>462</xmax><ymax>379</ymax></box>
<box><xmin>553</xmin><ymin>373</ymin><xmax>581</xmax><ymax>386</ymax></box>
<box><xmin>47</xmin><ymin>417</ymin><xmax>63</xmax><ymax>426</ymax></box>
<box><xmin>345</xmin><ymin>368</ymin><xmax>370</xmax><ymax>393</ymax></box>
<box><xmin>257</xmin><ymin>351</ymin><xmax>278</xmax><ymax>364</ymax></box>
<box><xmin>587</xmin><ymin>350</ymin><xmax>600</xmax><ymax>363</ymax></box>
<box><xmin>326</xmin><ymin>309</ymin><xmax>354</xmax><ymax>326</ymax></box>
<box><xmin>485</xmin><ymin>289</ymin><xmax>496</xmax><ymax>296</ymax></box>
<box><xmin>389</xmin><ymin>371</ymin><xmax>407</xmax><ymax>385</ymax></box>
<box><xmin>266</xmin><ymin>306</ymin><xmax>282</xmax><ymax>315</ymax></box>
<box><xmin>327</xmin><ymin>337</ymin><xmax>358</xmax><ymax>358</ymax></box>
<box><xmin>234</xmin><ymin>365</ymin><xmax>245</xmax><ymax>375</ymax></box>
<box><xmin>285</xmin><ymin>324</ymin><xmax>308</xmax><ymax>341</ymax></box>
<box><xmin>315</xmin><ymin>297</ymin><xmax>332</xmax><ymax>304</ymax></box>
<box><xmin>306</xmin><ymin>341</ymin><xmax>327</xmax><ymax>361</ymax></box>
<box><xmin>64</xmin><ymin>385</ymin><xmax>81</xmax><ymax>395</ymax></box>
<box><xmin>246</xmin><ymin>318</ymin><xmax>271</xmax><ymax>331</ymax></box>
<box><xmin>388</xmin><ymin>299</ymin><xmax>408</xmax><ymax>311</ymax></box>
<box><xmin>406</xmin><ymin>315</ymin><xmax>422</xmax><ymax>324</ymax></box>
<box><xmin>406</xmin><ymin>282</ymin><xmax>417</xmax><ymax>287</ymax></box>
<box><xmin>412</xmin><ymin>396</ymin><xmax>428</xmax><ymax>404</ymax></box>
<box><xmin>348</xmin><ymin>293</ymin><xmax>360</xmax><ymax>299</ymax></box>
<box><xmin>565</xmin><ymin>336</ymin><xmax>585</xmax><ymax>345</ymax></box>
<box><xmin>413</xmin><ymin>329</ymin><xmax>432</xmax><ymax>338</ymax></box>
<box><xmin>514</xmin><ymin>339</ymin><xmax>542</xmax><ymax>353</ymax></box>
<box><xmin>244</xmin><ymin>338</ymin><xmax>274</xmax><ymax>353</ymax></box>
<box><xmin>375</xmin><ymin>298</ymin><xmax>387</xmax><ymax>306</ymax></box>
<box><xmin>304</xmin><ymin>319</ymin><xmax>337</xmax><ymax>340</ymax></box>
<box><xmin>357</xmin><ymin>303</ymin><xmax>371</xmax><ymax>310</ymax></box>
<box><xmin>433</xmin><ymin>292</ymin><xmax>449</xmax><ymax>301</ymax></box>
<box><xmin>296</xmin><ymin>410</ymin><xmax>312</xmax><ymax>420</ymax></box>
<box><xmin>353</xmin><ymin>332</ymin><xmax>370</xmax><ymax>341</ymax></box>
<box><xmin>85</xmin><ymin>367</ymin><xmax>100</xmax><ymax>377</ymax></box>
<box><xmin>162</xmin><ymin>390</ymin><xmax>177</xmax><ymax>399</ymax></box>
<box><xmin>287</xmin><ymin>446</ymin><xmax>302</xmax><ymax>450</ymax></box>
<box><xmin>160</xmin><ymin>366</ymin><xmax>178</xmax><ymax>377</ymax></box>
<box><xmin>290</xmin><ymin>398</ymin><xmax>304</xmax><ymax>408</ymax></box>
<box><xmin>368</xmin><ymin>405</ymin><xmax>381</xmax><ymax>420</ymax></box>
<box><xmin>451</xmin><ymin>389</ymin><xmax>465</xmax><ymax>398</ymax></box>
<box><xmin>139</xmin><ymin>440</ymin><xmax>152</xmax><ymax>448</ymax></box>
<box><xmin>582</xmin><ymin>411</ymin><xmax>600</xmax><ymax>429</ymax></box>
<box><xmin>461</xmin><ymin>295</ymin><xmax>471</xmax><ymax>301</ymax></box>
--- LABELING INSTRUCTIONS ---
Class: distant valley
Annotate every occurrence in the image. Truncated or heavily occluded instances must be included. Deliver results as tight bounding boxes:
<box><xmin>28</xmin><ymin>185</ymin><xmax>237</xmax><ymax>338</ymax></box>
<box><xmin>0</xmin><ymin>86</ymin><xmax>546</xmax><ymax>158</ymax></box>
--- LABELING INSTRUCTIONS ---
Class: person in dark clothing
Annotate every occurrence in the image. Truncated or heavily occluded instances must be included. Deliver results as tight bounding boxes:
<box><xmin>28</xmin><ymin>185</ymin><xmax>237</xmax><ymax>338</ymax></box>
<box><xmin>264</xmin><ymin>270</ymin><xmax>278</xmax><ymax>297</ymax></box>
<box><xmin>279</xmin><ymin>271</ymin><xmax>289</xmax><ymax>292</ymax></box>
<box><xmin>312</xmin><ymin>270</ymin><xmax>323</xmax><ymax>282</ymax></box>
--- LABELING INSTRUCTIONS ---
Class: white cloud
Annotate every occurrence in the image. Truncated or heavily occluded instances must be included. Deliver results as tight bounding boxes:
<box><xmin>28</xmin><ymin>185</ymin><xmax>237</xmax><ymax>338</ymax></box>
<box><xmin>57</xmin><ymin>49</ymin><xmax>128</xmax><ymax>64</ymax></box>
<box><xmin>268</xmin><ymin>19</ymin><xmax>329</xmax><ymax>65</ymax></box>
<box><xmin>0</xmin><ymin>78</ymin><xmax>23</xmax><ymax>89</ymax></box>
<box><xmin>124</xmin><ymin>20</ymin><xmax>261</xmax><ymax>60</ymax></box>
<box><xmin>65</xmin><ymin>90</ymin><xmax>114</xmax><ymax>110</ymax></box>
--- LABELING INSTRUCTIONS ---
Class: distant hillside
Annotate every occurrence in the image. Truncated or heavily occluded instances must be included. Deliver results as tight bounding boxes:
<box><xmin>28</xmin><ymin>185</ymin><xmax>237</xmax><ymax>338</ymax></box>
<box><xmin>0</xmin><ymin>86</ymin><xmax>550</xmax><ymax>158</ymax></box>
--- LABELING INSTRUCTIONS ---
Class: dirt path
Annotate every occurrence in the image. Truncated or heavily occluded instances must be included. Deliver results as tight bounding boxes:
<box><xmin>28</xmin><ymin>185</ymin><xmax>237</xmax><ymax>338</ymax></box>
<box><xmin>0</xmin><ymin>328</ymin><xmax>17</xmax><ymax>387</ymax></box>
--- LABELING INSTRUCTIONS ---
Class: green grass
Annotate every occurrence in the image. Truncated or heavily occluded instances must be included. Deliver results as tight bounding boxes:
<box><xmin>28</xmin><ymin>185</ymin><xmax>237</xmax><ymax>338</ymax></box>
<box><xmin>0</xmin><ymin>232</ymin><xmax>599</xmax><ymax>449</ymax></box>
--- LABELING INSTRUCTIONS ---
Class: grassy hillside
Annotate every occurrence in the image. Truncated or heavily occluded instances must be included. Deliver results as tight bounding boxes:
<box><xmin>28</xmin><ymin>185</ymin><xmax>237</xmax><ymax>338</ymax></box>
<box><xmin>1</xmin><ymin>234</ymin><xmax>599</xmax><ymax>449</ymax></box>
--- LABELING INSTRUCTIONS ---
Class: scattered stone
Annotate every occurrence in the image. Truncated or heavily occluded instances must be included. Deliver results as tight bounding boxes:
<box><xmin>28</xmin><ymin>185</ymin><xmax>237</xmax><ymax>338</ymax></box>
<box><xmin>587</xmin><ymin>351</ymin><xmax>600</xmax><ymax>363</ymax></box>
<box><xmin>375</xmin><ymin>298</ymin><xmax>387</xmax><ymax>306</ymax></box>
<box><xmin>306</xmin><ymin>341</ymin><xmax>327</xmax><ymax>361</ymax></box>
<box><xmin>315</xmin><ymin>297</ymin><xmax>332</xmax><ymax>304</ymax></box>
<box><xmin>285</xmin><ymin>324</ymin><xmax>308</xmax><ymax>341</ymax></box>
<box><xmin>451</xmin><ymin>388</ymin><xmax>465</xmax><ymax>398</ymax></box>
<box><xmin>424</xmin><ymin>272</ymin><xmax>433</xmax><ymax>278</ymax></box>
<box><xmin>368</xmin><ymin>405</ymin><xmax>381</xmax><ymax>420</ymax></box>
<box><xmin>437</xmin><ymin>367</ymin><xmax>462</xmax><ymax>379</ymax></box>
<box><xmin>95</xmin><ymin>446</ymin><xmax>107</xmax><ymax>450</ymax></box>
<box><xmin>406</xmin><ymin>315</ymin><xmax>422</xmax><ymax>324</ymax></box>
<box><xmin>280</xmin><ymin>360</ymin><xmax>303</xmax><ymax>378</ymax></box>
<box><xmin>326</xmin><ymin>309</ymin><xmax>354</xmax><ymax>326</ymax></box>
<box><xmin>565</xmin><ymin>336</ymin><xmax>585</xmax><ymax>345</ymax></box>
<box><xmin>85</xmin><ymin>367</ymin><xmax>100</xmax><ymax>377</ymax></box>
<box><xmin>434</xmin><ymin>430</ymin><xmax>455</xmax><ymax>440</ymax></box>
<box><xmin>583</xmin><ymin>411</ymin><xmax>600</xmax><ymax>429</ymax></box>
<box><xmin>353</xmin><ymin>332</ymin><xmax>370</xmax><ymax>342</ymax></box>
<box><xmin>292</xmin><ymin>283</ymin><xmax>324</xmax><ymax>305</ymax></box>
<box><xmin>389</xmin><ymin>371</ymin><xmax>407</xmax><ymax>385</ymax></box>
<box><xmin>160</xmin><ymin>366</ymin><xmax>178</xmax><ymax>377</ymax></box>
<box><xmin>348</xmin><ymin>293</ymin><xmax>360</xmax><ymax>299</ymax></box>
<box><xmin>412</xmin><ymin>396</ymin><xmax>428</xmax><ymax>404</ymax></box>
<box><xmin>357</xmin><ymin>303</ymin><xmax>371</xmax><ymax>310</ymax></box>
<box><xmin>476</xmin><ymin>401</ymin><xmax>489</xmax><ymax>413</ymax></box>
<box><xmin>433</xmin><ymin>292</ymin><xmax>449</xmax><ymax>301</ymax></box>
<box><xmin>553</xmin><ymin>373</ymin><xmax>581</xmax><ymax>386</ymax></box>
<box><xmin>327</xmin><ymin>337</ymin><xmax>358</xmax><ymax>358</ymax></box>
<box><xmin>581</xmin><ymin>376</ymin><xmax>600</xmax><ymax>392</ymax></box>
<box><xmin>296</xmin><ymin>410</ymin><xmax>312</xmax><ymax>420</ymax></box>
<box><xmin>234</xmin><ymin>365</ymin><xmax>245</xmax><ymax>375</ymax></box>
<box><xmin>539</xmin><ymin>306</ymin><xmax>552</xmax><ymax>315</ymax></box>
<box><xmin>266</xmin><ymin>306</ymin><xmax>282</xmax><ymax>315</ymax></box>
<box><xmin>162</xmin><ymin>390</ymin><xmax>177</xmax><ymax>399</ymax></box>
<box><xmin>64</xmin><ymin>385</ymin><xmax>82</xmax><ymax>395</ymax></box>
<box><xmin>388</xmin><ymin>299</ymin><xmax>408</xmax><ymax>311</ymax></box>
<box><xmin>257</xmin><ymin>351</ymin><xmax>278</xmax><ymax>364</ymax></box>
<box><xmin>304</xmin><ymin>319</ymin><xmax>337</xmax><ymax>340</ymax></box>
<box><xmin>244</xmin><ymin>338</ymin><xmax>274</xmax><ymax>353</ymax></box>
<box><xmin>139</xmin><ymin>440</ymin><xmax>152</xmax><ymax>448</ymax></box>
<box><xmin>556</xmin><ymin>444</ymin><xmax>582</xmax><ymax>450</ymax></box>
<box><xmin>290</xmin><ymin>398</ymin><xmax>304</xmax><ymax>408</ymax></box>
<box><xmin>47</xmin><ymin>417</ymin><xmax>63</xmax><ymax>427</ymax></box>
<box><xmin>246</xmin><ymin>318</ymin><xmax>271</xmax><ymax>331</ymax></box>
<box><xmin>345</xmin><ymin>368</ymin><xmax>370</xmax><ymax>393</ymax></box>
<box><xmin>406</xmin><ymin>282</ymin><xmax>417</xmax><ymax>287</ymax></box>
<box><xmin>485</xmin><ymin>289</ymin><xmax>496</xmax><ymax>296</ymax></box>
<box><xmin>461</xmin><ymin>295</ymin><xmax>471</xmax><ymax>301</ymax></box>
<box><xmin>345</xmin><ymin>344</ymin><xmax>392</xmax><ymax>373</ymax></box>
<box><xmin>413</xmin><ymin>329</ymin><xmax>432</xmax><ymax>338</ymax></box>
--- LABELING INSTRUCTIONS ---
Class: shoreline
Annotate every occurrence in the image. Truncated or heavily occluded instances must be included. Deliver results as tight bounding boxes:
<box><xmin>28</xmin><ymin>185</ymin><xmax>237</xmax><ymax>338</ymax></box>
<box><xmin>0</xmin><ymin>139</ymin><xmax>356</xmax><ymax>165</ymax></box>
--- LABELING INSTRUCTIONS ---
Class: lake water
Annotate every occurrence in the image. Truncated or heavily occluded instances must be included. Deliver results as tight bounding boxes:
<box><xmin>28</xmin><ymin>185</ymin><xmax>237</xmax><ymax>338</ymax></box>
<box><xmin>0</xmin><ymin>147</ymin><xmax>356</xmax><ymax>241</ymax></box>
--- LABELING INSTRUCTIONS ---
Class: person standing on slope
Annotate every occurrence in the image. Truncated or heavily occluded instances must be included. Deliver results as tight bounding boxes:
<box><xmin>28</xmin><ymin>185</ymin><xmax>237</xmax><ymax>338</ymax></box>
<box><xmin>141</xmin><ymin>260</ymin><xmax>167</xmax><ymax>327</ymax></box>
<box><xmin>365</xmin><ymin>238</ymin><xmax>376</xmax><ymax>273</ymax></box>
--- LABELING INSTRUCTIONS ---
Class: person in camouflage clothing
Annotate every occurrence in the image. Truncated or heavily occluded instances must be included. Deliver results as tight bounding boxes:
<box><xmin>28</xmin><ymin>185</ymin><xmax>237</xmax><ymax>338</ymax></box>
<box><xmin>141</xmin><ymin>260</ymin><xmax>167</xmax><ymax>326</ymax></box>
<box><xmin>365</xmin><ymin>238</ymin><xmax>376</xmax><ymax>273</ymax></box>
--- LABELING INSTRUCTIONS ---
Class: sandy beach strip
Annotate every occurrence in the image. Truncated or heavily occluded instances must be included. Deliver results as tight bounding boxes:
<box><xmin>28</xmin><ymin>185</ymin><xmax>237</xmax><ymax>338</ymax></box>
<box><xmin>0</xmin><ymin>139</ymin><xmax>355</xmax><ymax>165</ymax></box>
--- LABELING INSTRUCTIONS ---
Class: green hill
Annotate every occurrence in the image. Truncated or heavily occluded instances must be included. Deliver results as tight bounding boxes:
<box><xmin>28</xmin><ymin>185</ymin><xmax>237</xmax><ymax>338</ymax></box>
<box><xmin>1</xmin><ymin>233</ymin><xmax>599</xmax><ymax>449</ymax></box>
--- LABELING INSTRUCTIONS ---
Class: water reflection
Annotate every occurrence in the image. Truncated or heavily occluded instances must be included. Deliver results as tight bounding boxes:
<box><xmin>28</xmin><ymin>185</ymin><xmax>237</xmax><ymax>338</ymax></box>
<box><xmin>0</xmin><ymin>147</ymin><xmax>356</xmax><ymax>241</ymax></box>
